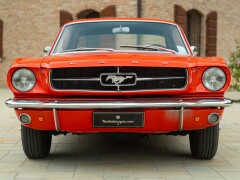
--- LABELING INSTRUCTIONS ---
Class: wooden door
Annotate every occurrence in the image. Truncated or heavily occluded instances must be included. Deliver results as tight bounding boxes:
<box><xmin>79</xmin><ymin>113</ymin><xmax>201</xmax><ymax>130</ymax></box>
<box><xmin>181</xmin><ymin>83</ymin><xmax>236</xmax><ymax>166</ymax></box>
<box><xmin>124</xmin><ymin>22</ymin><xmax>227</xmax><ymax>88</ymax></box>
<box><xmin>206</xmin><ymin>11</ymin><xmax>217</xmax><ymax>56</ymax></box>
<box><xmin>0</xmin><ymin>19</ymin><xmax>3</xmax><ymax>59</ymax></box>
<box><xmin>187</xmin><ymin>10</ymin><xmax>202</xmax><ymax>55</ymax></box>
<box><xmin>60</xmin><ymin>11</ymin><xmax>73</xmax><ymax>27</ymax></box>
<box><xmin>100</xmin><ymin>5</ymin><xmax>116</xmax><ymax>17</ymax></box>
<box><xmin>174</xmin><ymin>5</ymin><xmax>187</xmax><ymax>34</ymax></box>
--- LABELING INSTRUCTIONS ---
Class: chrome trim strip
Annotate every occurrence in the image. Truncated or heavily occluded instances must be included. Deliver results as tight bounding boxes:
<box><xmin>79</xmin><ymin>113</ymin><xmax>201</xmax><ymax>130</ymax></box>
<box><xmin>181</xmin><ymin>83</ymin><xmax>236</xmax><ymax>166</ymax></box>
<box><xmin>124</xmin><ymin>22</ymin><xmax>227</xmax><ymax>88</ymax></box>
<box><xmin>137</xmin><ymin>77</ymin><xmax>185</xmax><ymax>81</ymax></box>
<box><xmin>179</xmin><ymin>107</ymin><xmax>184</xmax><ymax>131</ymax></box>
<box><xmin>52</xmin><ymin>77</ymin><xmax>185</xmax><ymax>82</ymax></box>
<box><xmin>52</xmin><ymin>50</ymin><xmax>183</xmax><ymax>56</ymax></box>
<box><xmin>52</xmin><ymin>78</ymin><xmax>100</xmax><ymax>81</ymax></box>
<box><xmin>6</xmin><ymin>98</ymin><xmax>232</xmax><ymax>109</ymax></box>
<box><xmin>51</xmin><ymin>20</ymin><xmax>190</xmax><ymax>55</ymax></box>
<box><xmin>53</xmin><ymin>108</ymin><xmax>60</xmax><ymax>132</ymax></box>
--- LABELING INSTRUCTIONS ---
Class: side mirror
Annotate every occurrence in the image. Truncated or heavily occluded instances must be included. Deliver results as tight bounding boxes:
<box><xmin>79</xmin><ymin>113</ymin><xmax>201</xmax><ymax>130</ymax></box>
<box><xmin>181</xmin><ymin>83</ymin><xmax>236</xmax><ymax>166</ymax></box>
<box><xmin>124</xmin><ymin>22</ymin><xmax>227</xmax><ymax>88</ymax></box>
<box><xmin>44</xmin><ymin>46</ymin><xmax>51</xmax><ymax>56</ymax></box>
<box><xmin>190</xmin><ymin>46</ymin><xmax>198</xmax><ymax>56</ymax></box>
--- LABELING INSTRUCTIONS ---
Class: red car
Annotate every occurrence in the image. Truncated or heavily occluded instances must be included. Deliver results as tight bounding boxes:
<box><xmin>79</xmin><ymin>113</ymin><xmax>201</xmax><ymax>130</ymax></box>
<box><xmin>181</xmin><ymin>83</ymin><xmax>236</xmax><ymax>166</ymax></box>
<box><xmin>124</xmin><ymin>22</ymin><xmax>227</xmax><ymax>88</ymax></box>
<box><xmin>6</xmin><ymin>18</ymin><xmax>232</xmax><ymax>159</ymax></box>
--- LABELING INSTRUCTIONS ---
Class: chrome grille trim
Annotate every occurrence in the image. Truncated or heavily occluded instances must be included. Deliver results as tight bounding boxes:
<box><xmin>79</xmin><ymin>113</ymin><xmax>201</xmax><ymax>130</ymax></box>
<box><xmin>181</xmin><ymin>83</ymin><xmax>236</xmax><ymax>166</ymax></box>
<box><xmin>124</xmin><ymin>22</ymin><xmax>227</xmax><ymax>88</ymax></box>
<box><xmin>50</xmin><ymin>67</ymin><xmax>188</xmax><ymax>92</ymax></box>
<box><xmin>52</xmin><ymin>77</ymin><xmax>185</xmax><ymax>82</ymax></box>
<box><xmin>137</xmin><ymin>77</ymin><xmax>186</xmax><ymax>81</ymax></box>
<box><xmin>52</xmin><ymin>78</ymin><xmax>100</xmax><ymax>81</ymax></box>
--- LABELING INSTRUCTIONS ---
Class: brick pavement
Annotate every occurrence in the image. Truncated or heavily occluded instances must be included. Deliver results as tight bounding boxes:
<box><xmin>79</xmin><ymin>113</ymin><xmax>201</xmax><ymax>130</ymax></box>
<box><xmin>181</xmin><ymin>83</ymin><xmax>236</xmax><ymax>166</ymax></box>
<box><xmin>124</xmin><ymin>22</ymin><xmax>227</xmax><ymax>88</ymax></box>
<box><xmin>0</xmin><ymin>88</ymin><xmax>240</xmax><ymax>180</ymax></box>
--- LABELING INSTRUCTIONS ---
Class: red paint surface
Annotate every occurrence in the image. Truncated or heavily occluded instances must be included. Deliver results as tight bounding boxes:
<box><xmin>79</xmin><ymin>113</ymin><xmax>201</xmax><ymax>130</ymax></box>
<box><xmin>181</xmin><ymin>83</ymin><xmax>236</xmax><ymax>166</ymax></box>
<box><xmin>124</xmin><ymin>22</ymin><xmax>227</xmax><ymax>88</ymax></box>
<box><xmin>15</xmin><ymin>108</ymin><xmax>224</xmax><ymax>133</ymax></box>
<box><xmin>7</xmin><ymin>18</ymin><xmax>231</xmax><ymax>133</ymax></box>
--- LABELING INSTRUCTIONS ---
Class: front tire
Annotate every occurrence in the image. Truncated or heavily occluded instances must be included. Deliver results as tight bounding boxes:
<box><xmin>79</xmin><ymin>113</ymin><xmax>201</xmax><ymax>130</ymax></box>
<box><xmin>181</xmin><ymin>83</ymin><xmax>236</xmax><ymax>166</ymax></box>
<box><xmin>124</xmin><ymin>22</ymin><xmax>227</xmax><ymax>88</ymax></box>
<box><xmin>21</xmin><ymin>125</ymin><xmax>52</xmax><ymax>159</ymax></box>
<box><xmin>189</xmin><ymin>124</ymin><xmax>219</xmax><ymax>159</ymax></box>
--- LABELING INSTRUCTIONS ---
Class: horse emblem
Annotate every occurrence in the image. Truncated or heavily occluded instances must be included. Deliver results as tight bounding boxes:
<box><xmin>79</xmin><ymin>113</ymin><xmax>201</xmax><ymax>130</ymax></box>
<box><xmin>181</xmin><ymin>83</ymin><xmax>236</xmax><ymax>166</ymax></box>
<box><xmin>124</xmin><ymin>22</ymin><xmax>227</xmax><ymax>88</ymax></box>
<box><xmin>106</xmin><ymin>75</ymin><xmax>133</xmax><ymax>85</ymax></box>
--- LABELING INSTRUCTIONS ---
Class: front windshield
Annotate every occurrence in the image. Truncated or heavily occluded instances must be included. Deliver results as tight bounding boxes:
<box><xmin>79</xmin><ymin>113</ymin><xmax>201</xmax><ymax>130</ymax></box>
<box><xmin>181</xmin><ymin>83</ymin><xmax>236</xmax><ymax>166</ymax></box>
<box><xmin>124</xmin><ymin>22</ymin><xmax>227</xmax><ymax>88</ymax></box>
<box><xmin>53</xmin><ymin>21</ymin><xmax>189</xmax><ymax>54</ymax></box>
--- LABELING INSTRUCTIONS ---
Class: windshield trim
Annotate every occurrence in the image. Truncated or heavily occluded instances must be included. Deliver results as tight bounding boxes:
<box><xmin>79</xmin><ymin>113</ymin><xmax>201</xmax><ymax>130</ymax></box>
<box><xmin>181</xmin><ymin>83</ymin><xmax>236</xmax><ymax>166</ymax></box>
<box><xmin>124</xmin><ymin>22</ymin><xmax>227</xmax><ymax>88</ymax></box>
<box><xmin>51</xmin><ymin>20</ymin><xmax>190</xmax><ymax>55</ymax></box>
<box><xmin>52</xmin><ymin>50</ymin><xmax>191</xmax><ymax>57</ymax></box>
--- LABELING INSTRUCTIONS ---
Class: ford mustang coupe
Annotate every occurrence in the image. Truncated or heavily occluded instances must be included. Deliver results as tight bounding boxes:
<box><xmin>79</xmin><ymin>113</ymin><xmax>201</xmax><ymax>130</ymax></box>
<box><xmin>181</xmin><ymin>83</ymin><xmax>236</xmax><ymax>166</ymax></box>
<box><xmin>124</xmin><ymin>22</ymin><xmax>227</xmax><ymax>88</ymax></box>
<box><xmin>6</xmin><ymin>18</ymin><xmax>232</xmax><ymax>159</ymax></box>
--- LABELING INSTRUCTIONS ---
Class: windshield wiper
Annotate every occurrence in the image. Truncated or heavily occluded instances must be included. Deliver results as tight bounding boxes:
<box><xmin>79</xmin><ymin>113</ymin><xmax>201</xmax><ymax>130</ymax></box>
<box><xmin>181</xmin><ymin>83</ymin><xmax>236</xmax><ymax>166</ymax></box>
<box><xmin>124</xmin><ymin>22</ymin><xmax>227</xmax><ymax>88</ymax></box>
<box><xmin>120</xmin><ymin>45</ymin><xmax>176</xmax><ymax>54</ymax></box>
<box><xmin>63</xmin><ymin>47</ymin><xmax>114</xmax><ymax>52</ymax></box>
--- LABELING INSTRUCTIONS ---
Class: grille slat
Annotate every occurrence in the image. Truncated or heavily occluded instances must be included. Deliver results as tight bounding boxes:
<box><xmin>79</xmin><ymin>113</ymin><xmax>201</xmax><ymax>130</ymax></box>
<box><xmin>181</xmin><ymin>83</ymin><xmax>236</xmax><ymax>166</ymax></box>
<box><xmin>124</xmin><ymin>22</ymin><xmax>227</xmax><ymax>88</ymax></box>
<box><xmin>51</xmin><ymin>67</ymin><xmax>187</xmax><ymax>91</ymax></box>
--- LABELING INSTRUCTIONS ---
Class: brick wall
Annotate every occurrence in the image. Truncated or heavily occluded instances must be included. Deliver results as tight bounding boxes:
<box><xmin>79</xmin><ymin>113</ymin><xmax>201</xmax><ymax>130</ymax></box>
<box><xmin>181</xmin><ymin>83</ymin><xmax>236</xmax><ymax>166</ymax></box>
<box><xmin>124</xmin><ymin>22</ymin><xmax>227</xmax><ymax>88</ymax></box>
<box><xmin>0</xmin><ymin>0</ymin><xmax>239</xmax><ymax>87</ymax></box>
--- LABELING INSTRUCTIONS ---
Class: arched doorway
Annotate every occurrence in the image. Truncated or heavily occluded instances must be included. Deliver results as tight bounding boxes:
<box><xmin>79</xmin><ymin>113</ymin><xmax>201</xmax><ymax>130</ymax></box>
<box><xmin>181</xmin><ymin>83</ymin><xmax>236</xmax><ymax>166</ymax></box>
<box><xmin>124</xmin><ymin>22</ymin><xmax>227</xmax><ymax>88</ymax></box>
<box><xmin>77</xmin><ymin>5</ymin><xmax>116</xmax><ymax>19</ymax></box>
<box><xmin>77</xmin><ymin>9</ymin><xmax>100</xmax><ymax>19</ymax></box>
<box><xmin>187</xmin><ymin>9</ymin><xmax>202</xmax><ymax>56</ymax></box>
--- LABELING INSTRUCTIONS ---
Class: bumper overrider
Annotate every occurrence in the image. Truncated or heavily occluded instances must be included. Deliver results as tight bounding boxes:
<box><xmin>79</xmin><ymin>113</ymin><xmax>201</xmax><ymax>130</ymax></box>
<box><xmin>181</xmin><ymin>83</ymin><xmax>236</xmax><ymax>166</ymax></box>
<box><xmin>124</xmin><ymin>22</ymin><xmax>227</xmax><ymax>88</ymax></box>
<box><xmin>5</xmin><ymin>98</ymin><xmax>232</xmax><ymax>133</ymax></box>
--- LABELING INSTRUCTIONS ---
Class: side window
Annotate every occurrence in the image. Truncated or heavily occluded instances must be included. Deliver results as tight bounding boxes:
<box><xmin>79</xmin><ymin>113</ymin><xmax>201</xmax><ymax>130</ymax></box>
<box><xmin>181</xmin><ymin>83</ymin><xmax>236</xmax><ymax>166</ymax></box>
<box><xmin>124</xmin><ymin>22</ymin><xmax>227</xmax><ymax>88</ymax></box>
<box><xmin>0</xmin><ymin>19</ymin><xmax>3</xmax><ymax>60</ymax></box>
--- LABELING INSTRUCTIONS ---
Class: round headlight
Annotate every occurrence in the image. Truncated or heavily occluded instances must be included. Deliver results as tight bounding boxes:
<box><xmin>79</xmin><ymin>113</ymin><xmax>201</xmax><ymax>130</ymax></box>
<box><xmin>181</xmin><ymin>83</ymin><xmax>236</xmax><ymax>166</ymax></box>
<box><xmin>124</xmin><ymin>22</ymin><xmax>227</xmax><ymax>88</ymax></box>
<box><xmin>202</xmin><ymin>67</ymin><xmax>226</xmax><ymax>91</ymax></box>
<box><xmin>12</xmin><ymin>68</ymin><xmax>36</xmax><ymax>92</ymax></box>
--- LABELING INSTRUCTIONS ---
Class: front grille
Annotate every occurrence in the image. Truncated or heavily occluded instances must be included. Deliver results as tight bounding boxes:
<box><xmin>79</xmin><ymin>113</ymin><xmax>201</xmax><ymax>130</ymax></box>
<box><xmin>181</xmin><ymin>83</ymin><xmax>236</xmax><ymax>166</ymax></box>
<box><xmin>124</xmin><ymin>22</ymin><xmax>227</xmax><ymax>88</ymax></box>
<box><xmin>50</xmin><ymin>67</ymin><xmax>188</xmax><ymax>91</ymax></box>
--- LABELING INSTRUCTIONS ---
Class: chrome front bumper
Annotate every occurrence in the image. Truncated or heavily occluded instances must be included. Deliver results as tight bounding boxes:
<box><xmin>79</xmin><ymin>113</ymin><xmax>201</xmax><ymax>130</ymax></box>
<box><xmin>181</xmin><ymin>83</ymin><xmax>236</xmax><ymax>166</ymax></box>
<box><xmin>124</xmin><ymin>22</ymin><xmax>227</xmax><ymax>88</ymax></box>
<box><xmin>6</xmin><ymin>98</ymin><xmax>232</xmax><ymax>132</ymax></box>
<box><xmin>5</xmin><ymin>98</ymin><xmax>232</xmax><ymax>109</ymax></box>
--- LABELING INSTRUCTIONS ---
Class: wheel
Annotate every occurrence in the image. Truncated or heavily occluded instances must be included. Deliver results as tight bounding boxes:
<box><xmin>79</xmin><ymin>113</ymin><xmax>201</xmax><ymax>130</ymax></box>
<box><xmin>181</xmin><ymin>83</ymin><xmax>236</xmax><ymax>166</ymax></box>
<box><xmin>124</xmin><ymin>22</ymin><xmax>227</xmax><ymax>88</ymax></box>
<box><xmin>21</xmin><ymin>125</ymin><xmax>52</xmax><ymax>159</ymax></box>
<box><xmin>189</xmin><ymin>123</ymin><xmax>219</xmax><ymax>159</ymax></box>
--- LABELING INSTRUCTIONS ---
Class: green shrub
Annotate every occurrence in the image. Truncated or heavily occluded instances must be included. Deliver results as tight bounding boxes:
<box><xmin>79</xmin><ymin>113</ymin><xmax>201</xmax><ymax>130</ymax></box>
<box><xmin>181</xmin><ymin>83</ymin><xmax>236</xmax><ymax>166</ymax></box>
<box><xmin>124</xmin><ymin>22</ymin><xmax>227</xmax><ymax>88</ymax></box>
<box><xmin>228</xmin><ymin>43</ymin><xmax>240</xmax><ymax>91</ymax></box>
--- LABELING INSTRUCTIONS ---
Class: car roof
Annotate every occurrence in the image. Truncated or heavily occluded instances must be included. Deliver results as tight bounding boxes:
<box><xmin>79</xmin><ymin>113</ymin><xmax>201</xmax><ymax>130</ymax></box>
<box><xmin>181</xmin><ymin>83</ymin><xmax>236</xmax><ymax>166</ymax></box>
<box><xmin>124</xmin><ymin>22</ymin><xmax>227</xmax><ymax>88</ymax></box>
<box><xmin>63</xmin><ymin>18</ymin><xmax>178</xmax><ymax>27</ymax></box>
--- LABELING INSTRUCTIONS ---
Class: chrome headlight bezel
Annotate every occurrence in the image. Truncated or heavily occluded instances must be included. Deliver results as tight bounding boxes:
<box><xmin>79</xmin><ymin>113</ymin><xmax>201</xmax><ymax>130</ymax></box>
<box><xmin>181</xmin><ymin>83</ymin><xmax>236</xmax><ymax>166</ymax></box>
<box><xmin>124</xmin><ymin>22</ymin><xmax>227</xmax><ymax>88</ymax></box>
<box><xmin>202</xmin><ymin>67</ymin><xmax>226</xmax><ymax>91</ymax></box>
<box><xmin>11</xmin><ymin>68</ymin><xmax>36</xmax><ymax>92</ymax></box>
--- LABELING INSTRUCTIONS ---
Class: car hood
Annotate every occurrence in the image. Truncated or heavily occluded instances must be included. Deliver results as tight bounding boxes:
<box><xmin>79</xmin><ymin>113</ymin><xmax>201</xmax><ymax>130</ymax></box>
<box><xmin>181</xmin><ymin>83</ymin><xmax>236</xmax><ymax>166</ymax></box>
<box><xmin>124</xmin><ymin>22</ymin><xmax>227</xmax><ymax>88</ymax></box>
<box><xmin>40</xmin><ymin>51</ymin><xmax>198</xmax><ymax>69</ymax></box>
